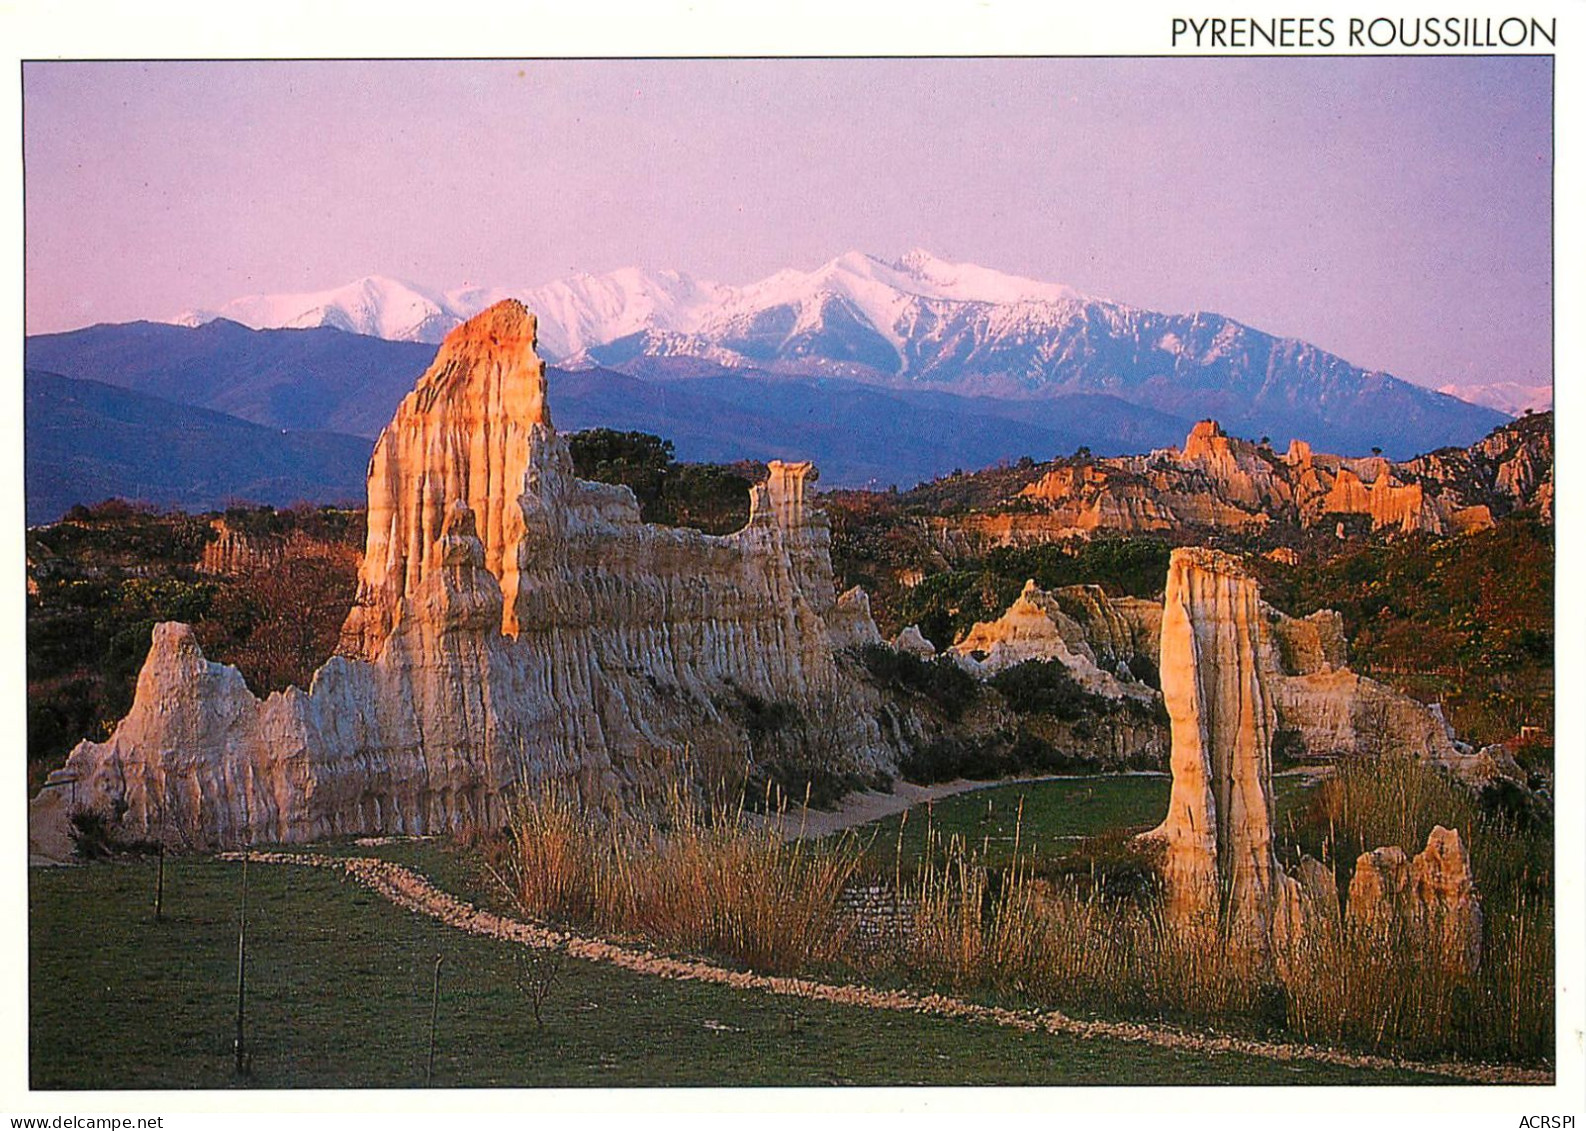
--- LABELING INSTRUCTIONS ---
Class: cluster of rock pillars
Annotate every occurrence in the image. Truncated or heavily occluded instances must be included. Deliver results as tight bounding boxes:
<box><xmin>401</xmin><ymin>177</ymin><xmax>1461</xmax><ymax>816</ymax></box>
<box><xmin>29</xmin><ymin>300</ymin><xmax>1485</xmax><ymax>973</ymax></box>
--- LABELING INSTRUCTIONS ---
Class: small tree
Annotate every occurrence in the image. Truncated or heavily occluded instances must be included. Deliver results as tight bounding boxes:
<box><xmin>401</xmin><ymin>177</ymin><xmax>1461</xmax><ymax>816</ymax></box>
<box><xmin>512</xmin><ymin>949</ymin><xmax>565</xmax><ymax>1027</ymax></box>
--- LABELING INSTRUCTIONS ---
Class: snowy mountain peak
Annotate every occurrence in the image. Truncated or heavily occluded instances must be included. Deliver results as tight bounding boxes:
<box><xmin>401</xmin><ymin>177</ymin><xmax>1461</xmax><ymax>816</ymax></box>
<box><xmin>722</xmin><ymin>248</ymin><xmax>1092</xmax><ymax>311</ymax></box>
<box><xmin>513</xmin><ymin>266</ymin><xmax>727</xmax><ymax>359</ymax></box>
<box><xmin>176</xmin><ymin>275</ymin><xmax>462</xmax><ymax>343</ymax></box>
<box><xmin>889</xmin><ymin>248</ymin><xmax>1088</xmax><ymax>306</ymax></box>
<box><xmin>895</xmin><ymin>247</ymin><xmax>945</xmax><ymax>274</ymax></box>
<box><xmin>1435</xmin><ymin>381</ymin><xmax>1552</xmax><ymax>417</ymax></box>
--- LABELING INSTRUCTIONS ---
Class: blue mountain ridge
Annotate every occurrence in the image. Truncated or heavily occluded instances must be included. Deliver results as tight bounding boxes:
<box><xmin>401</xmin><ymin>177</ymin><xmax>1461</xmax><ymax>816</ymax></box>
<box><xmin>23</xmin><ymin>316</ymin><xmax>1508</xmax><ymax>521</ymax></box>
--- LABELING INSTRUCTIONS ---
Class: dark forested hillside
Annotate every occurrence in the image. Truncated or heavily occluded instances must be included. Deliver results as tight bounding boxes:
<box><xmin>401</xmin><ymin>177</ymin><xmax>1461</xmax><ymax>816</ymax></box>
<box><xmin>24</xmin><ymin>369</ymin><xmax>371</xmax><ymax>524</ymax></box>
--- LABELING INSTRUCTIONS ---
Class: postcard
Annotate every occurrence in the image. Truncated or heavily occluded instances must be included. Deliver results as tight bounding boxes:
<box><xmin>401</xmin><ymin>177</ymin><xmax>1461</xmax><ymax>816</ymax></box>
<box><xmin>4</xmin><ymin>2</ymin><xmax>1579</xmax><ymax>1126</ymax></box>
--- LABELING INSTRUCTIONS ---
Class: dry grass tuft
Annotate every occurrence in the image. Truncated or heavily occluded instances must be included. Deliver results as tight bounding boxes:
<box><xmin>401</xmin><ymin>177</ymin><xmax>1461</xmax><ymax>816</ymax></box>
<box><xmin>494</xmin><ymin>781</ymin><xmax>864</xmax><ymax>974</ymax></box>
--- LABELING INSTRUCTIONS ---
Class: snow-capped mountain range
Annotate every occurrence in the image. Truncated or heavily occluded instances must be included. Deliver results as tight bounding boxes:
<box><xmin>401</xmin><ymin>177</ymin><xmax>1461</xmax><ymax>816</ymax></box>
<box><xmin>1435</xmin><ymin>381</ymin><xmax>1552</xmax><ymax>418</ymax></box>
<box><xmin>169</xmin><ymin>251</ymin><xmax>1529</xmax><ymax>450</ymax></box>
<box><xmin>173</xmin><ymin>250</ymin><xmax>1088</xmax><ymax>362</ymax></box>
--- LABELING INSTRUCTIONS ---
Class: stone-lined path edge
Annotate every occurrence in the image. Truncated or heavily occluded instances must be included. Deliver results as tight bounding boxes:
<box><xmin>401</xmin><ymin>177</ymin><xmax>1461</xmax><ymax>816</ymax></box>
<box><xmin>224</xmin><ymin>851</ymin><xmax>1551</xmax><ymax>1087</ymax></box>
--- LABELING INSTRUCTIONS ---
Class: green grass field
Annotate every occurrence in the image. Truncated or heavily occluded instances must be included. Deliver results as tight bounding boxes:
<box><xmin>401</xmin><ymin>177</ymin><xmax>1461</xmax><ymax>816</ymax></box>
<box><xmin>848</xmin><ymin>774</ymin><xmax>1322</xmax><ymax>874</ymax></box>
<box><xmin>851</xmin><ymin>775</ymin><xmax>1171</xmax><ymax>872</ymax></box>
<box><xmin>29</xmin><ymin>845</ymin><xmax>1444</xmax><ymax>1089</ymax></box>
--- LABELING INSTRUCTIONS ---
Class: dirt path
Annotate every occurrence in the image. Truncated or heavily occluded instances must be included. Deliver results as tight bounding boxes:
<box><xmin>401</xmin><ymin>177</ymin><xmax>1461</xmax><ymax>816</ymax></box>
<box><xmin>762</xmin><ymin>771</ymin><xmax>1168</xmax><ymax>841</ymax></box>
<box><xmin>226</xmin><ymin>849</ymin><xmax>1550</xmax><ymax>1086</ymax></box>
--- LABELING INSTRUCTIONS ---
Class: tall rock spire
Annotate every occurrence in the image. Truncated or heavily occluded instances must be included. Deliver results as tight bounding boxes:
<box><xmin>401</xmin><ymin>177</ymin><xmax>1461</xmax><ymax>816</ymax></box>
<box><xmin>340</xmin><ymin>299</ymin><xmax>550</xmax><ymax>658</ymax></box>
<box><xmin>1147</xmin><ymin>548</ymin><xmax>1283</xmax><ymax>951</ymax></box>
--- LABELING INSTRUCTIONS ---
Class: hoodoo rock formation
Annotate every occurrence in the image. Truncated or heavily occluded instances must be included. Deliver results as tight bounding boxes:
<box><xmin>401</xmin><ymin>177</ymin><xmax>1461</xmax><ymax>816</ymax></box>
<box><xmin>1345</xmin><ymin>827</ymin><xmax>1483</xmax><ymax>974</ymax></box>
<box><xmin>339</xmin><ymin>299</ymin><xmax>549</xmax><ymax>654</ymax></box>
<box><xmin>198</xmin><ymin>518</ymin><xmax>291</xmax><ymax>576</ymax></box>
<box><xmin>29</xmin><ymin>301</ymin><xmax>897</xmax><ymax>858</ymax></box>
<box><xmin>1142</xmin><ymin>550</ymin><xmax>1290</xmax><ymax>952</ymax></box>
<box><xmin>950</xmin><ymin>581</ymin><xmax>1156</xmax><ymax>700</ymax></box>
<box><xmin>944</xmin><ymin>569</ymin><xmax>1462</xmax><ymax>771</ymax></box>
<box><xmin>925</xmin><ymin>415</ymin><xmax>1552</xmax><ymax>554</ymax></box>
<box><xmin>1141</xmin><ymin>548</ymin><xmax>1482</xmax><ymax>970</ymax></box>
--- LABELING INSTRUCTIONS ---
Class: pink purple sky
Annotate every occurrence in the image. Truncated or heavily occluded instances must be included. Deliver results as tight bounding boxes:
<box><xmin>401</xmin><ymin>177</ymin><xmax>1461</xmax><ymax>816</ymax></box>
<box><xmin>23</xmin><ymin>57</ymin><xmax>1551</xmax><ymax>391</ymax></box>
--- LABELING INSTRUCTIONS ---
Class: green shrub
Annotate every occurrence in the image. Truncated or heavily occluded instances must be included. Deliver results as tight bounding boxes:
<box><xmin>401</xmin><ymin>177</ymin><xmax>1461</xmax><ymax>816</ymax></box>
<box><xmin>743</xmin><ymin>763</ymin><xmax>882</xmax><ymax>813</ymax></box>
<box><xmin>899</xmin><ymin>736</ymin><xmax>1002</xmax><ymax>784</ymax></box>
<box><xmin>989</xmin><ymin>660</ymin><xmax>1105</xmax><ymax>721</ymax></box>
<box><xmin>66</xmin><ymin>806</ymin><xmax>158</xmax><ymax>860</ymax></box>
<box><xmin>567</xmin><ymin>428</ymin><xmax>753</xmax><ymax>534</ymax></box>
<box><xmin>898</xmin><ymin>729</ymin><xmax>1104</xmax><ymax>786</ymax></box>
<box><xmin>567</xmin><ymin>428</ymin><xmax>672</xmax><ymax>505</ymax></box>
<box><xmin>1271</xmin><ymin>728</ymin><xmax>1307</xmax><ymax>766</ymax></box>
<box><xmin>857</xmin><ymin>644</ymin><xmax>979</xmax><ymax>721</ymax></box>
<box><xmin>67</xmin><ymin>809</ymin><xmax>117</xmax><ymax>860</ymax></box>
<box><xmin>892</xmin><ymin>571</ymin><xmax>1025</xmax><ymax>651</ymax></box>
<box><xmin>1122</xmin><ymin>651</ymin><xmax>1160</xmax><ymax>691</ymax></box>
<box><xmin>884</xmin><ymin>539</ymin><xmax>1173</xmax><ymax>651</ymax></box>
<box><xmin>984</xmin><ymin>539</ymin><xmax>1173</xmax><ymax>601</ymax></box>
<box><xmin>1249</xmin><ymin>514</ymin><xmax>1552</xmax><ymax>748</ymax></box>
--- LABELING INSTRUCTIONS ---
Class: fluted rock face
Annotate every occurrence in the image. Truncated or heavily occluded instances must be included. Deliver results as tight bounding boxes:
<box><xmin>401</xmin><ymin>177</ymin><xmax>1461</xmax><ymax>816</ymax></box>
<box><xmin>1347</xmin><ymin>826</ymin><xmax>1482</xmax><ymax>973</ymax></box>
<box><xmin>29</xmin><ymin>301</ymin><xmax>895</xmax><ymax>856</ymax></box>
<box><xmin>1406</xmin><ymin>408</ymin><xmax>1553</xmax><ymax>520</ymax></box>
<box><xmin>1408</xmin><ymin>826</ymin><xmax>1484</xmax><ymax>973</ymax></box>
<box><xmin>1180</xmin><ymin>420</ymin><xmax>1289</xmax><ymax>510</ymax></box>
<box><xmin>341</xmin><ymin>302</ymin><xmax>550</xmax><ymax>656</ymax></box>
<box><xmin>950</xmin><ymin>580</ymin><xmax>1156</xmax><ymax>701</ymax></box>
<box><xmin>892</xmin><ymin>625</ymin><xmax>937</xmax><ymax>658</ymax></box>
<box><xmin>1046</xmin><ymin>585</ymin><xmax>1163</xmax><ymax>670</ymax></box>
<box><xmin>920</xmin><ymin>414</ymin><xmax>1549</xmax><ymax>562</ymax></box>
<box><xmin>943</xmin><ymin>565</ymin><xmax>1458</xmax><ymax>773</ymax></box>
<box><xmin>1273</xmin><ymin>854</ymin><xmax>1343</xmax><ymax>957</ymax></box>
<box><xmin>1261</xmin><ymin>600</ymin><xmax>1460</xmax><ymax>768</ymax></box>
<box><xmin>1317</xmin><ymin>466</ymin><xmax>1439</xmax><ymax>534</ymax></box>
<box><xmin>1012</xmin><ymin>430</ymin><xmax>1274</xmax><ymax>540</ymax></box>
<box><xmin>198</xmin><ymin>519</ymin><xmax>288</xmax><ymax>576</ymax></box>
<box><xmin>828</xmin><ymin>585</ymin><xmax>885</xmax><ymax>650</ymax></box>
<box><xmin>1268</xmin><ymin>667</ymin><xmax>1460</xmax><ymax>764</ymax></box>
<box><xmin>1346</xmin><ymin>846</ymin><xmax>1411</xmax><ymax>942</ymax></box>
<box><xmin>1268</xmin><ymin>608</ymin><xmax>1347</xmax><ymax>674</ymax></box>
<box><xmin>1145</xmin><ymin>549</ymin><xmax>1284</xmax><ymax>949</ymax></box>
